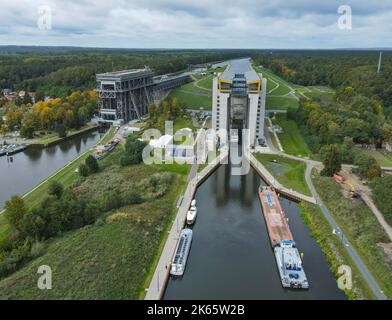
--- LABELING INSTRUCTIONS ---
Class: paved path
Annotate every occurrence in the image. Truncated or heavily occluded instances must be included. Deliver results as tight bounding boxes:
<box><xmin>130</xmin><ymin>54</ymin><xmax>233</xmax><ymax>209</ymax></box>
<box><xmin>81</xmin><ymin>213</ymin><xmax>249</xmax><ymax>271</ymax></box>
<box><xmin>260</xmin><ymin>129</ymin><xmax>388</xmax><ymax>299</ymax></box>
<box><xmin>246</xmin><ymin>151</ymin><xmax>317</xmax><ymax>204</ymax></box>
<box><xmin>145</xmin><ymin>146</ymin><xmax>229</xmax><ymax>300</ymax></box>
<box><xmin>305</xmin><ymin>164</ymin><xmax>387</xmax><ymax>300</ymax></box>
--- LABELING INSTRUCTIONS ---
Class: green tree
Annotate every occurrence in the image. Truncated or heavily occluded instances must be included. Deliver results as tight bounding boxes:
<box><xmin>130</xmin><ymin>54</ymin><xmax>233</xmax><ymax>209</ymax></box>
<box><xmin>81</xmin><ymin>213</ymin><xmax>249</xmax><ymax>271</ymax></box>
<box><xmin>85</xmin><ymin>155</ymin><xmax>99</xmax><ymax>173</ymax></box>
<box><xmin>4</xmin><ymin>196</ymin><xmax>28</xmax><ymax>230</ymax></box>
<box><xmin>79</xmin><ymin>163</ymin><xmax>89</xmax><ymax>177</ymax></box>
<box><xmin>321</xmin><ymin>144</ymin><xmax>342</xmax><ymax>176</ymax></box>
<box><xmin>56</xmin><ymin>123</ymin><xmax>67</xmax><ymax>138</ymax></box>
<box><xmin>121</xmin><ymin>135</ymin><xmax>147</xmax><ymax>166</ymax></box>
<box><xmin>47</xmin><ymin>181</ymin><xmax>64</xmax><ymax>199</ymax></box>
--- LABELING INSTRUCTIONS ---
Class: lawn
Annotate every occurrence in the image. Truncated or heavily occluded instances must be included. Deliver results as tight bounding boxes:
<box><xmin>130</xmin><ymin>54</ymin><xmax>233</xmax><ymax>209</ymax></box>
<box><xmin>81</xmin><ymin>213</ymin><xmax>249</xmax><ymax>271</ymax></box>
<box><xmin>361</xmin><ymin>149</ymin><xmax>392</xmax><ymax>167</ymax></box>
<box><xmin>312</xmin><ymin>171</ymin><xmax>392</xmax><ymax>299</ymax></box>
<box><xmin>254</xmin><ymin>153</ymin><xmax>311</xmax><ymax>196</ymax></box>
<box><xmin>0</xmin><ymin>149</ymin><xmax>191</xmax><ymax>299</ymax></box>
<box><xmin>270</xmin><ymin>114</ymin><xmax>311</xmax><ymax>158</ymax></box>
<box><xmin>266</xmin><ymin>96</ymin><xmax>298</xmax><ymax>110</ymax></box>
<box><xmin>197</xmin><ymin>76</ymin><xmax>213</xmax><ymax>90</ymax></box>
<box><xmin>169</xmin><ymin>88</ymin><xmax>212</xmax><ymax>110</ymax></box>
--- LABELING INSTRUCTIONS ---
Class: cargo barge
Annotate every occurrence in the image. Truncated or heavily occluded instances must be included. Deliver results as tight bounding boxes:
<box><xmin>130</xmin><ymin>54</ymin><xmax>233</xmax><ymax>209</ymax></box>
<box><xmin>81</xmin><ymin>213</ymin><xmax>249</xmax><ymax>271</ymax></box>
<box><xmin>259</xmin><ymin>186</ymin><xmax>309</xmax><ymax>289</ymax></box>
<box><xmin>170</xmin><ymin>228</ymin><xmax>193</xmax><ymax>276</ymax></box>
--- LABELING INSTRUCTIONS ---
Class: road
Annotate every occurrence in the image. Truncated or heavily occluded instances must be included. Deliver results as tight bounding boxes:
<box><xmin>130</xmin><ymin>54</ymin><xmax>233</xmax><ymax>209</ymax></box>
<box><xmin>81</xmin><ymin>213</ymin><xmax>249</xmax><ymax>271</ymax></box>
<box><xmin>305</xmin><ymin>164</ymin><xmax>387</xmax><ymax>300</ymax></box>
<box><xmin>264</xmin><ymin>131</ymin><xmax>389</xmax><ymax>299</ymax></box>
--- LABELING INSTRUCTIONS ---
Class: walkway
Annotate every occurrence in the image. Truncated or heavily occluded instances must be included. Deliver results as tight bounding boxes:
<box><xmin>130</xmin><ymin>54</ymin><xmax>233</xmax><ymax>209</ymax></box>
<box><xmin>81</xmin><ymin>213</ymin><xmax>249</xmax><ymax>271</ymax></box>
<box><xmin>145</xmin><ymin>146</ymin><xmax>229</xmax><ymax>300</ymax></box>
<box><xmin>305</xmin><ymin>164</ymin><xmax>387</xmax><ymax>300</ymax></box>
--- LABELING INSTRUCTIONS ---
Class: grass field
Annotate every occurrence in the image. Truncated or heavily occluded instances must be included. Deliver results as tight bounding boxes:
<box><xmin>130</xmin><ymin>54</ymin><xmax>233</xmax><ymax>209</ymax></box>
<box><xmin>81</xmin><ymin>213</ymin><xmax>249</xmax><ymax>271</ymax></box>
<box><xmin>300</xmin><ymin>202</ymin><xmax>375</xmax><ymax>299</ymax></box>
<box><xmin>271</xmin><ymin>114</ymin><xmax>311</xmax><ymax>158</ymax></box>
<box><xmin>170</xmin><ymin>87</ymin><xmax>212</xmax><ymax>110</ymax></box>
<box><xmin>359</xmin><ymin>148</ymin><xmax>392</xmax><ymax>167</ymax></box>
<box><xmin>0</xmin><ymin>146</ymin><xmax>191</xmax><ymax>299</ymax></box>
<box><xmin>312</xmin><ymin>171</ymin><xmax>392</xmax><ymax>299</ymax></box>
<box><xmin>196</xmin><ymin>75</ymin><xmax>213</xmax><ymax>91</ymax></box>
<box><xmin>266</xmin><ymin>96</ymin><xmax>298</xmax><ymax>110</ymax></box>
<box><xmin>254</xmin><ymin>153</ymin><xmax>311</xmax><ymax>196</ymax></box>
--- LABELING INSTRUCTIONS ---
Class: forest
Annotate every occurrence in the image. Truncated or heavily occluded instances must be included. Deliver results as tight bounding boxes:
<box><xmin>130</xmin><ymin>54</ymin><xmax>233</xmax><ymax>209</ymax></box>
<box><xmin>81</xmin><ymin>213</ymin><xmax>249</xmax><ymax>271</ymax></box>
<box><xmin>0</xmin><ymin>48</ymin><xmax>248</xmax><ymax>98</ymax></box>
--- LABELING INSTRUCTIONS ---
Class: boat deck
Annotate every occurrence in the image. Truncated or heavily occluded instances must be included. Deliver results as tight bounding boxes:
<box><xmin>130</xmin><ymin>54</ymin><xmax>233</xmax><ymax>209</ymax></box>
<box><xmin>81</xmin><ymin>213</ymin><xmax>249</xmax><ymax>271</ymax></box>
<box><xmin>259</xmin><ymin>186</ymin><xmax>294</xmax><ymax>247</ymax></box>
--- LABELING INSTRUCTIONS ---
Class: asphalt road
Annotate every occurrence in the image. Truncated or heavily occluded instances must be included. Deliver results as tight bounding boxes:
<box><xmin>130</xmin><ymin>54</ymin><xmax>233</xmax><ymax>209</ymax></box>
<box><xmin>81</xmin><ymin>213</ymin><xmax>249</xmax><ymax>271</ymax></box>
<box><xmin>305</xmin><ymin>164</ymin><xmax>387</xmax><ymax>300</ymax></box>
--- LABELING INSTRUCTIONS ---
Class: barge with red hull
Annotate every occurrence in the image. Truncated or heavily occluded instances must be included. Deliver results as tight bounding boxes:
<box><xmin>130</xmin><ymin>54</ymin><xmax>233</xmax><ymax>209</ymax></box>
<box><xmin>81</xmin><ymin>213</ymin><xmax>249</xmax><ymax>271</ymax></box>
<box><xmin>259</xmin><ymin>185</ymin><xmax>309</xmax><ymax>289</ymax></box>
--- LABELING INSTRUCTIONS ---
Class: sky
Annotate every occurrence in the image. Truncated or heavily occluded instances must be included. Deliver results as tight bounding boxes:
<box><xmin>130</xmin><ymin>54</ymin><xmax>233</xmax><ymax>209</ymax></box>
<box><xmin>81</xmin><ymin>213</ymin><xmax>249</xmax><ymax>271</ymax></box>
<box><xmin>0</xmin><ymin>0</ymin><xmax>391</xmax><ymax>49</ymax></box>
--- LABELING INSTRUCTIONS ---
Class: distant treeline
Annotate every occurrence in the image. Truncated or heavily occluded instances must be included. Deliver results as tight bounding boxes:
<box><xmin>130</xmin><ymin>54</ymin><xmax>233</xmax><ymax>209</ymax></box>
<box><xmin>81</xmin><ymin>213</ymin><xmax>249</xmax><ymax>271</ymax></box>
<box><xmin>252</xmin><ymin>50</ymin><xmax>392</xmax><ymax>117</ymax></box>
<box><xmin>0</xmin><ymin>48</ymin><xmax>251</xmax><ymax>98</ymax></box>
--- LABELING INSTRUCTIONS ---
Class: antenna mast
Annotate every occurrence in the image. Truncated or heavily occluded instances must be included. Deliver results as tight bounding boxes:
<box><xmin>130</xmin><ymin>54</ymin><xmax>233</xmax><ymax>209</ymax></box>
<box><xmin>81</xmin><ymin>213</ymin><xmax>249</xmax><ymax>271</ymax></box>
<box><xmin>377</xmin><ymin>51</ymin><xmax>382</xmax><ymax>75</ymax></box>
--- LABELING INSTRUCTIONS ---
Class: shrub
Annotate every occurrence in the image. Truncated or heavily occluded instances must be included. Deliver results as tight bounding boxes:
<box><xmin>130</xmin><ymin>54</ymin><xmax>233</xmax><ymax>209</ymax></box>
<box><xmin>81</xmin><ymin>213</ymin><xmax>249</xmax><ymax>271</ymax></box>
<box><xmin>79</xmin><ymin>163</ymin><xmax>89</xmax><ymax>177</ymax></box>
<box><xmin>85</xmin><ymin>155</ymin><xmax>99</xmax><ymax>173</ymax></box>
<box><xmin>47</xmin><ymin>181</ymin><xmax>64</xmax><ymax>199</ymax></box>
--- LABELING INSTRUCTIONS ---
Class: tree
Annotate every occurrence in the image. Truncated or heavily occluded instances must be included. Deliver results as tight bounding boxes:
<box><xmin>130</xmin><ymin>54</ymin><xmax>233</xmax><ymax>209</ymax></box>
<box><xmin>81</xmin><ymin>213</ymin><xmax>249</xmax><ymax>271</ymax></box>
<box><xmin>353</xmin><ymin>152</ymin><xmax>374</xmax><ymax>177</ymax></box>
<box><xmin>4</xmin><ymin>196</ymin><xmax>28</xmax><ymax>230</ymax></box>
<box><xmin>367</xmin><ymin>161</ymin><xmax>381</xmax><ymax>181</ymax></box>
<box><xmin>47</xmin><ymin>181</ymin><xmax>64</xmax><ymax>199</ymax></box>
<box><xmin>85</xmin><ymin>155</ymin><xmax>99</xmax><ymax>173</ymax></box>
<box><xmin>56</xmin><ymin>123</ymin><xmax>67</xmax><ymax>138</ymax></box>
<box><xmin>79</xmin><ymin>163</ymin><xmax>89</xmax><ymax>177</ymax></box>
<box><xmin>321</xmin><ymin>144</ymin><xmax>342</xmax><ymax>176</ymax></box>
<box><xmin>370</xmin><ymin>176</ymin><xmax>392</xmax><ymax>225</ymax></box>
<box><xmin>121</xmin><ymin>135</ymin><xmax>147</xmax><ymax>166</ymax></box>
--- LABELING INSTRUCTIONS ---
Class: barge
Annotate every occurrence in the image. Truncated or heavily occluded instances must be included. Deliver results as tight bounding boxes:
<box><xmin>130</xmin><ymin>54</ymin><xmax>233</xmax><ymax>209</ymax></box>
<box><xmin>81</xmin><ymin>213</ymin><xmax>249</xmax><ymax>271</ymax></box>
<box><xmin>259</xmin><ymin>186</ymin><xmax>309</xmax><ymax>289</ymax></box>
<box><xmin>170</xmin><ymin>228</ymin><xmax>193</xmax><ymax>276</ymax></box>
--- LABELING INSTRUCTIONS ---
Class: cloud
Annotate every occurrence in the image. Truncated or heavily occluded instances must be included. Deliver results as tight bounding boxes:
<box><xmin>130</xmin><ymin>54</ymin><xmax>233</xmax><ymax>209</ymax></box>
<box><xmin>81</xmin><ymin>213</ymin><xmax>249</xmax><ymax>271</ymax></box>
<box><xmin>0</xmin><ymin>0</ymin><xmax>391</xmax><ymax>48</ymax></box>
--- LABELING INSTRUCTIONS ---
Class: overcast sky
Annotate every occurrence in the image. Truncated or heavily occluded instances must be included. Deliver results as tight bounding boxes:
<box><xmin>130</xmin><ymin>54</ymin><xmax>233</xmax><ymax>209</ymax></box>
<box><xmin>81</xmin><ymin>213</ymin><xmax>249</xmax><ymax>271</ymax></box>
<box><xmin>0</xmin><ymin>0</ymin><xmax>391</xmax><ymax>49</ymax></box>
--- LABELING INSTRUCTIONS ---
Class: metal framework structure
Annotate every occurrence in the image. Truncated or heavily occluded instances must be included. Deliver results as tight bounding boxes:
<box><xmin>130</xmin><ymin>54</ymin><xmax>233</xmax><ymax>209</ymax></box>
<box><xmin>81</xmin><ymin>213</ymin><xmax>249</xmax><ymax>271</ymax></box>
<box><xmin>96</xmin><ymin>68</ymin><xmax>190</xmax><ymax>124</ymax></box>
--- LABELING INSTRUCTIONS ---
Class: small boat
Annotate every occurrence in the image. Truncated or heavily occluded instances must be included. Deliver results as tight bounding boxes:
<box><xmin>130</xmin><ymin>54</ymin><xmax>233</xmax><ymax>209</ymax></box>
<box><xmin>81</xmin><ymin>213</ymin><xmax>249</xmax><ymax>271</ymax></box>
<box><xmin>187</xmin><ymin>207</ymin><xmax>197</xmax><ymax>225</ymax></box>
<box><xmin>191</xmin><ymin>199</ymin><xmax>196</xmax><ymax>206</ymax></box>
<box><xmin>170</xmin><ymin>228</ymin><xmax>193</xmax><ymax>276</ymax></box>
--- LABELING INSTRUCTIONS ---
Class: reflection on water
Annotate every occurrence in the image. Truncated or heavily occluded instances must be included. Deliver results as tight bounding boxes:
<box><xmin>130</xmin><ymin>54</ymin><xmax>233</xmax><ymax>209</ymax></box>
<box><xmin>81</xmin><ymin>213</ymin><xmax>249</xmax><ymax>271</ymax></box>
<box><xmin>164</xmin><ymin>163</ymin><xmax>346</xmax><ymax>300</ymax></box>
<box><xmin>0</xmin><ymin>131</ymin><xmax>102</xmax><ymax>209</ymax></box>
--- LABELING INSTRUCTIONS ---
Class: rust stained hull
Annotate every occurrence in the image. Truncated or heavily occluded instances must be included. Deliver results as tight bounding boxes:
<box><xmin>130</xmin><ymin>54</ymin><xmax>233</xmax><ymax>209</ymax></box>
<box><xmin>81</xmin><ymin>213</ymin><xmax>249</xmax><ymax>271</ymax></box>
<box><xmin>259</xmin><ymin>187</ymin><xmax>294</xmax><ymax>247</ymax></box>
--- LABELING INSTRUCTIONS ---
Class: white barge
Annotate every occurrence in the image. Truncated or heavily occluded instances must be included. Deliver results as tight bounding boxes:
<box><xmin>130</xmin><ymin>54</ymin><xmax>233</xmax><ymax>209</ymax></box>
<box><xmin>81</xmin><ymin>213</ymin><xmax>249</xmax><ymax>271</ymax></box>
<box><xmin>170</xmin><ymin>228</ymin><xmax>193</xmax><ymax>276</ymax></box>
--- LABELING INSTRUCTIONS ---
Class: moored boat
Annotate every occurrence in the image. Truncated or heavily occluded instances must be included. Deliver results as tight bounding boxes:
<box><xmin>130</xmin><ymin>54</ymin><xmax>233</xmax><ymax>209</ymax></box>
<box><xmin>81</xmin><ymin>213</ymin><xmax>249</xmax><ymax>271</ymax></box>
<box><xmin>170</xmin><ymin>228</ymin><xmax>193</xmax><ymax>276</ymax></box>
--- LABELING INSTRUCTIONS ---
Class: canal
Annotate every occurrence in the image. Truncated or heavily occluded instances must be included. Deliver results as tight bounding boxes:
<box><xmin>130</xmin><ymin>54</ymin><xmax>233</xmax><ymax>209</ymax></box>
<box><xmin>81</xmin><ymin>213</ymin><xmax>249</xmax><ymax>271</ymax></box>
<box><xmin>164</xmin><ymin>163</ymin><xmax>346</xmax><ymax>299</ymax></box>
<box><xmin>0</xmin><ymin>131</ymin><xmax>102</xmax><ymax>209</ymax></box>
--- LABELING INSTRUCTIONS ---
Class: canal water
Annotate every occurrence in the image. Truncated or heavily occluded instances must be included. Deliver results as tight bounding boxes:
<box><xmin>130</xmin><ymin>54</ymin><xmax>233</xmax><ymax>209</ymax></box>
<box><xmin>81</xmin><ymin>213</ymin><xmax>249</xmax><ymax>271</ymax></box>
<box><xmin>0</xmin><ymin>131</ymin><xmax>102</xmax><ymax>209</ymax></box>
<box><xmin>164</xmin><ymin>164</ymin><xmax>346</xmax><ymax>300</ymax></box>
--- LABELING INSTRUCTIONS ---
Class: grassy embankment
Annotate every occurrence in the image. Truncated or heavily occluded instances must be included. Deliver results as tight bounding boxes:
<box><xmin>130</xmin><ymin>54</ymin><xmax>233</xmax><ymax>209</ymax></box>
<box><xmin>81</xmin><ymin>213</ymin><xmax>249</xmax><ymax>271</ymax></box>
<box><xmin>254</xmin><ymin>153</ymin><xmax>311</xmax><ymax>196</ymax></box>
<box><xmin>0</xmin><ymin>135</ymin><xmax>191</xmax><ymax>299</ymax></box>
<box><xmin>0</xmin><ymin>127</ymin><xmax>117</xmax><ymax>247</ymax></box>
<box><xmin>253</xmin><ymin>65</ymin><xmax>335</xmax><ymax>110</ymax></box>
<box><xmin>312</xmin><ymin>171</ymin><xmax>392</xmax><ymax>299</ymax></box>
<box><xmin>299</xmin><ymin>202</ymin><xmax>376</xmax><ymax>299</ymax></box>
<box><xmin>270</xmin><ymin>114</ymin><xmax>312</xmax><ymax>158</ymax></box>
<box><xmin>169</xmin><ymin>67</ymin><xmax>224</xmax><ymax>111</ymax></box>
<box><xmin>35</xmin><ymin>125</ymin><xmax>98</xmax><ymax>146</ymax></box>
<box><xmin>253</xmin><ymin>65</ymin><xmax>298</xmax><ymax>110</ymax></box>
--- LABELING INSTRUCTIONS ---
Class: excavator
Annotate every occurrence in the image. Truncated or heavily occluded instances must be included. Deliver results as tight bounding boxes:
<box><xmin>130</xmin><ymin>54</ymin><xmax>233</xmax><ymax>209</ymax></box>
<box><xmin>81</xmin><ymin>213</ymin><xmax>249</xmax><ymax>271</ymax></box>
<box><xmin>333</xmin><ymin>174</ymin><xmax>359</xmax><ymax>198</ymax></box>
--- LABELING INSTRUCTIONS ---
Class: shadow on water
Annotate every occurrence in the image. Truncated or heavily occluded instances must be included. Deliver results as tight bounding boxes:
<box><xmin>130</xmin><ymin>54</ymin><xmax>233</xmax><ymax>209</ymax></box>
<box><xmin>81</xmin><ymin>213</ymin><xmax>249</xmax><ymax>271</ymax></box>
<box><xmin>164</xmin><ymin>162</ymin><xmax>346</xmax><ymax>300</ymax></box>
<box><xmin>0</xmin><ymin>131</ymin><xmax>102</xmax><ymax>209</ymax></box>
